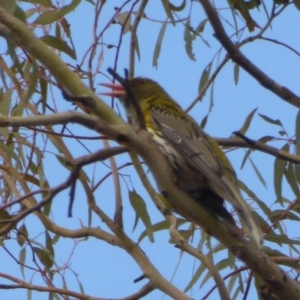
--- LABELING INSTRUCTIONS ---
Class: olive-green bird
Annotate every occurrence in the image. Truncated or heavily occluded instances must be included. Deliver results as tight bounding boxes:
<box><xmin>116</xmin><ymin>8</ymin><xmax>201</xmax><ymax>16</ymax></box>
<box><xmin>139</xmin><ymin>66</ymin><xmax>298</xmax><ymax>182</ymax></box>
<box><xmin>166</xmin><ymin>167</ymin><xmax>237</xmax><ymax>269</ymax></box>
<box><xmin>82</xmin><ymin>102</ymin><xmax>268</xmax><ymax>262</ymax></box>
<box><xmin>101</xmin><ymin>77</ymin><xmax>263</xmax><ymax>246</ymax></box>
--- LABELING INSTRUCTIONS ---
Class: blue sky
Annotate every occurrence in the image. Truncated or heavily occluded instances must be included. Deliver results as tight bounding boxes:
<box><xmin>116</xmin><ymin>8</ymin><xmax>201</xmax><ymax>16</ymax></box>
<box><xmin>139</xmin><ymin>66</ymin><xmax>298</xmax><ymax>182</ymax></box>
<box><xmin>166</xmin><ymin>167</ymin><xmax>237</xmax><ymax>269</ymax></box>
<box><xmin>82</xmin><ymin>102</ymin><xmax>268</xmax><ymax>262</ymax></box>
<box><xmin>1</xmin><ymin>1</ymin><xmax>300</xmax><ymax>299</ymax></box>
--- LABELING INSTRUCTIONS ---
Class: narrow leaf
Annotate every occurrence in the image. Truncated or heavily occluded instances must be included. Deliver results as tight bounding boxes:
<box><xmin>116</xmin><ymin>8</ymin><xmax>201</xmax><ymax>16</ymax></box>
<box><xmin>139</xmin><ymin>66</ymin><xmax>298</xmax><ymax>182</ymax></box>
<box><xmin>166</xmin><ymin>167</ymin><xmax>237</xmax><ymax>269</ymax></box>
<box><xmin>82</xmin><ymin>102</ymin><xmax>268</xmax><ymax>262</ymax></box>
<box><xmin>249</xmin><ymin>156</ymin><xmax>266</xmax><ymax>187</ymax></box>
<box><xmin>238</xmin><ymin>108</ymin><xmax>257</xmax><ymax>135</ymax></box>
<box><xmin>161</xmin><ymin>0</ymin><xmax>175</xmax><ymax>25</ymax></box>
<box><xmin>274</xmin><ymin>144</ymin><xmax>289</xmax><ymax>203</ymax></box>
<box><xmin>129</xmin><ymin>191</ymin><xmax>154</xmax><ymax>243</ymax></box>
<box><xmin>233</xmin><ymin>63</ymin><xmax>239</xmax><ymax>85</ymax></box>
<box><xmin>152</xmin><ymin>21</ymin><xmax>167</xmax><ymax>68</ymax></box>
<box><xmin>184</xmin><ymin>264</ymin><xmax>206</xmax><ymax>292</ymax></box>
<box><xmin>45</xmin><ymin>231</ymin><xmax>54</xmax><ymax>258</ymax></box>
<box><xmin>40</xmin><ymin>35</ymin><xmax>76</xmax><ymax>59</ymax></box>
<box><xmin>184</xmin><ymin>18</ymin><xmax>195</xmax><ymax>61</ymax></box>
<box><xmin>19</xmin><ymin>247</ymin><xmax>26</xmax><ymax>278</ymax></box>
<box><xmin>118</xmin><ymin>12</ymin><xmax>131</xmax><ymax>35</ymax></box>
<box><xmin>26</xmin><ymin>0</ymin><xmax>55</xmax><ymax>8</ymax></box>
<box><xmin>285</xmin><ymin>162</ymin><xmax>300</xmax><ymax>198</ymax></box>
<box><xmin>138</xmin><ymin>219</ymin><xmax>187</xmax><ymax>243</ymax></box>
<box><xmin>17</xmin><ymin>224</ymin><xmax>28</xmax><ymax>247</ymax></box>
<box><xmin>264</xmin><ymin>233</ymin><xmax>300</xmax><ymax>245</ymax></box>
<box><xmin>169</xmin><ymin>0</ymin><xmax>186</xmax><ymax>11</ymax></box>
<box><xmin>33</xmin><ymin>247</ymin><xmax>54</xmax><ymax>270</ymax></box>
<box><xmin>258</xmin><ymin>113</ymin><xmax>282</xmax><ymax>126</ymax></box>
<box><xmin>198</xmin><ymin>62</ymin><xmax>212</xmax><ymax>97</ymax></box>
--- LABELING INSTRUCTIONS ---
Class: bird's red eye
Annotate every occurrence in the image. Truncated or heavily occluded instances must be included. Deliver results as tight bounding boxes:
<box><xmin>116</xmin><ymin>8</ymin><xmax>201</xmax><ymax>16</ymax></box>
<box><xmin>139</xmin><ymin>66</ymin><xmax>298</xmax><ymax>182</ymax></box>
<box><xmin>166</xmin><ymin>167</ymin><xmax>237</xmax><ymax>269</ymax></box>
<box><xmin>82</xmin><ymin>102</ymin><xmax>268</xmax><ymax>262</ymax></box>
<box><xmin>134</xmin><ymin>81</ymin><xmax>142</xmax><ymax>88</ymax></box>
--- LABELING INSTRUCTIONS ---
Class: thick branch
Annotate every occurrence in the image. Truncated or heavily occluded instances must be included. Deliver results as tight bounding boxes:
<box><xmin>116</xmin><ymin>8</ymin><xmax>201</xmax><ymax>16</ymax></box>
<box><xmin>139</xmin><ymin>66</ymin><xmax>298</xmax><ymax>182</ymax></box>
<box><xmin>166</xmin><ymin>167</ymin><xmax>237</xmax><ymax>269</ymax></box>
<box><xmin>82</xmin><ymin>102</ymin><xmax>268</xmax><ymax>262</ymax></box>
<box><xmin>0</xmin><ymin>7</ymin><xmax>121</xmax><ymax>125</ymax></box>
<box><xmin>215</xmin><ymin>137</ymin><xmax>300</xmax><ymax>164</ymax></box>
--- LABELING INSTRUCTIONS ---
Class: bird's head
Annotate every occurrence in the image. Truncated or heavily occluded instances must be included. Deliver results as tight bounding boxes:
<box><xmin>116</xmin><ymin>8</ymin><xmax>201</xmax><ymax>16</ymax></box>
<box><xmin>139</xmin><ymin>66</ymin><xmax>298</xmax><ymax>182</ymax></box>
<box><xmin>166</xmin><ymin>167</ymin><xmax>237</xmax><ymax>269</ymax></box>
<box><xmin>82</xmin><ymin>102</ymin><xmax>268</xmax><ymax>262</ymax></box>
<box><xmin>100</xmin><ymin>77</ymin><xmax>168</xmax><ymax>108</ymax></box>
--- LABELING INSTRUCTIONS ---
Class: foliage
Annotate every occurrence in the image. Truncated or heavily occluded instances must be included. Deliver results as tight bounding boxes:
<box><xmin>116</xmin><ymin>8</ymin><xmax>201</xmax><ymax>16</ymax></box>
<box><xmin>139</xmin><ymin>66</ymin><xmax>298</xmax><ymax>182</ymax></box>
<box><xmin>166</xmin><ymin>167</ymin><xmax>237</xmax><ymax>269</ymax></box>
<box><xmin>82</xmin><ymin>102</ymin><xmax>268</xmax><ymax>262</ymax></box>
<box><xmin>0</xmin><ymin>1</ymin><xmax>300</xmax><ymax>299</ymax></box>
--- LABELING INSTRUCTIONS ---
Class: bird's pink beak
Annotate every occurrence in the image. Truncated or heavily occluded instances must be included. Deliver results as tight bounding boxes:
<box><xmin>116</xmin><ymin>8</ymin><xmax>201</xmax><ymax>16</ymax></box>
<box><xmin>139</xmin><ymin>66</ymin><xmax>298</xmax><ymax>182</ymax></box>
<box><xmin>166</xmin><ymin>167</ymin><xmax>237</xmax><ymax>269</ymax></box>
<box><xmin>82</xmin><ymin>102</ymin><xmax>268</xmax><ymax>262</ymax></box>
<box><xmin>99</xmin><ymin>82</ymin><xmax>125</xmax><ymax>97</ymax></box>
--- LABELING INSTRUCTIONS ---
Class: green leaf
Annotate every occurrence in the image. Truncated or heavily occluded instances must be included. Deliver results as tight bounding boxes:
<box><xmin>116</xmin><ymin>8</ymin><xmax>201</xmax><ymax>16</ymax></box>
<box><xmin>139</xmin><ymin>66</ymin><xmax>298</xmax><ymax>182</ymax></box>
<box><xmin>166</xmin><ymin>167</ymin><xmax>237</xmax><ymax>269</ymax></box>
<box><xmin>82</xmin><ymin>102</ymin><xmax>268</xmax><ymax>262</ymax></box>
<box><xmin>77</xmin><ymin>279</ymin><xmax>85</xmax><ymax>295</ymax></box>
<box><xmin>45</xmin><ymin>231</ymin><xmax>55</xmax><ymax>258</ymax></box>
<box><xmin>33</xmin><ymin>247</ymin><xmax>54</xmax><ymax>270</ymax></box>
<box><xmin>258</xmin><ymin>135</ymin><xmax>275</xmax><ymax>143</ymax></box>
<box><xmin>133</xmin><ymin>33</ymin><xmax>140</xmax><ymax>61</ymax></box>
<box><xmin>51</xmin><ymin>234</ymin><xmax>60</xmax><ymax>245</ymax></box>
<box><xmin>264</xmin><ymin>233</ymin><xmax>300</xmax><ymax>245</ymax></box>
<box><xmin>40</xmin><ymin>35</ymin><xmax>76</xmax><ymax>59</ymax></box>
<box><xmin>0</xmin><ymin>90</ymin><xmax>11</xmax><ymax>116</ymax></box>
<box><xmin>269</xmin><ymin>210</ymin><xmax>300</xmax><ymax>222</ymax></box>
<box><xmin>19</xmin><ymin>247</ymin><xmax>26</xmax><ymax>278</ymax></box>
<box><xmin>23</xmin><ymin>0</ymin><xmax>55</xmax><ymax>8</ymax></box>
<box><xmin>161</xmin><ymin>0</ymin><xmax>175</xmax><ymax>25</ymax></box>
<box><xmin>34</xmin><ymin>9</ymin><xmax>61</xmax><ymax>25</ymax></box>
<box><xmin>198</xmin><ymin>62</ymin><xmax>212</xmax><ymax>97</ymax></box>
<box><xmin>169</xmin><ymin>0</ymin><xmax>186</xmax><ymax>11</ymax></box>
<box><xmin>184</xmin><ymin>18</ymin><xmax>195</xmax><ymax>61</ymax></box>
<box><xmin>15</xmin><ymin>61</ymin><xmax>39</xmax><ymax>116</ymax></box>
<box><xmin>202</xmin><ymin>259</ymin><xmax>231</xmax><ymax>288</ymax></box>
<box><xmin>17</xmin><ymin>224</ymin><xmax>28</xmax><ymax>247</ymax></box>
<box><xmin>152</xmin><ymin>21</ymin><xmax>167</xmax><ymax>68</ymax></box>
<box><xmin>129</xmin><ymin>190</ymin><xmax>154</xmax><ymax>243</ymax></box>
<box><xmin>56</xmin><ymin>0</ymin><xmax>81</xmax><ymax>17</ymax></box>
<box><xmin>184</xmin><ymin>263</ymin><xmax>206</xmax><ymax>292</ymax></box>
<box><xmin>258</xmin><ymin>113</ymin><xmax>282</xmax><ymax>126</ymax></box>
<box><xmin>0</xmin><ymin>91</ymin><xmax>11</xmax><ymax>139</ymax></box>
<box><xmin>138</xmin><ymin>219</ymin><xmax>187</xmax><ymax>243</ymax></box>
<box><xmin>240</xmin><ymin>148</ymin><xmax>252</xmax><ymax>169</ymax></box>
<box><xmin>238</xmin><ymin>179</ymin><xmax>271</xmax><ymax>217</ymax></box>
<box><xmin>233</xmin><ymin>63</ymin><xmax>239</xmax><ymax>85</ymax></box>
<box><xmin>200</xmin><ymin>113</ymin><xmax>209</xmax><ymax>129</ymax></box>
<box><xmin>14</xmin><ymin>5</ymin><xmax>27</xmax><ymax>23</ymax></box>
<box><xmin>34</xmin><ymin>0</ymin><xmax>80</xmax><ymax>25</ymax></box>
<box><xmin>0</xmin><ymin>0</ymin><xmax>16</xmax><ymax>14</ymax></box>
<box><xmin>131</xmin><ymin>208</ymin><xmax>139</xmax><ymax>233</ymax></box>
<box><xmin>274</xmin><ymin>144</ymin><xmax>289</xmax><ymax>203</ymax></box>
<box><xmin>118</xmin><ymin>12</ymin><xmax>131</xmax><ymax>35</ymax></box>
<box><xmin>295</xmin><ymin>164</ymin><xmax>300</xmax><ymax>185</ymax></box>
<box><xmin>285</xmin><ymin>162</ymin><xmax>300</xmax><ymax>198</ymax></box>
<box><xmin>227</xmin><ymin>272</ymin><xmax>239</xmax><ymax>295</ymax></box>
<box><xmin>209</xmin><ymin>80</ymin><xmax>214</xmax><ymax>111</ymax></box>
<box><xmin>249</xmin><ymin>156</ymin><xmax>266</xmax><ymax>187</ymax></box>
<box><xmin>39</xmin><ymin>69</ymin><xmax>48</xmax><ymax>114</ymax></box>
<box><xmin>264</xmin><ymin>246</ymin><xmax>300</xmax><ymax>268</ymax></box>
<box><xmin>193</xmin><ymin>19</ymin><xmax>207</xmax><ymax>36</ymax></box>
<box><xmin>238</xmin><ymin>108</ymin><xmax>257</xmax><ymax>135</ymax></box>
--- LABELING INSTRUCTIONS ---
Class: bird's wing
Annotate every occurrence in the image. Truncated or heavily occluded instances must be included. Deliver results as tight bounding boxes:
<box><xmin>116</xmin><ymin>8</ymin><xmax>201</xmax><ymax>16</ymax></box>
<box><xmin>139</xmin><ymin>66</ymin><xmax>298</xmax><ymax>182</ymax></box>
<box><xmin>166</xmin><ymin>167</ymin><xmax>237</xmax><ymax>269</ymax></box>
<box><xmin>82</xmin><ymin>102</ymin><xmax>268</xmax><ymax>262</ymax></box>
<box><xmin>151</xmin><ymin>108</ymin><xmax>230</xmax><ymax>197</ymax></box>
<box><xmin>151</xmin><ymin>108</ymin><xmax>263</xmax><ymax>246</ymax></box>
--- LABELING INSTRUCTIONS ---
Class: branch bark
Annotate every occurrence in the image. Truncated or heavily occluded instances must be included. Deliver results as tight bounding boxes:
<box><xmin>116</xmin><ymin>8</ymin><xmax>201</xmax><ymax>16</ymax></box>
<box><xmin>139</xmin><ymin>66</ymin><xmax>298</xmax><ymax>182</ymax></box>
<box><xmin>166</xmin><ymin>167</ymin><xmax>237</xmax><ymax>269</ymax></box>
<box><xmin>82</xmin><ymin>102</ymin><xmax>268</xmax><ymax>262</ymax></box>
<box><xmin>2</xmin><ymin>111</ymin><xmax>300</xmax><ymax>299</ymax></box>
<box><xmin>1</xmin><ymin>5</ymin><xmax>300</xmax><ymax>299</ymax></box>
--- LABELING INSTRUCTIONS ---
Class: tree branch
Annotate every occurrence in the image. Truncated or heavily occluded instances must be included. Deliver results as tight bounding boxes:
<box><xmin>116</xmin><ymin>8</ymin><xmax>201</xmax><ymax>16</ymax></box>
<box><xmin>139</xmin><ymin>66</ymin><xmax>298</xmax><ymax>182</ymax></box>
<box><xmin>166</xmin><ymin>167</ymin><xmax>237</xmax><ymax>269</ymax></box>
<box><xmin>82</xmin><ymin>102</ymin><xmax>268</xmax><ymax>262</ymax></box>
<box><xmin>199</xmin><ymin>0</ymin><xmax>300</xmax><ymax>108</ymax></box>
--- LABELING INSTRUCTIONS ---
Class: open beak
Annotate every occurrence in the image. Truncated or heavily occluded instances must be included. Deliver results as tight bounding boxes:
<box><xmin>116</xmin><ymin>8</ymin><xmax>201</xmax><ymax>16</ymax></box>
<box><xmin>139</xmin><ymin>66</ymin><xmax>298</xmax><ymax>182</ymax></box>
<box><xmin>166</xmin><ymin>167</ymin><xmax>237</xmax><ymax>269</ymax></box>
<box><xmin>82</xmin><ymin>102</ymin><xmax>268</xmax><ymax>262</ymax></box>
<box><xmin>99</xmin><ymin>82</ymin><xmax>125</xmax><ymax>97</ymax></box>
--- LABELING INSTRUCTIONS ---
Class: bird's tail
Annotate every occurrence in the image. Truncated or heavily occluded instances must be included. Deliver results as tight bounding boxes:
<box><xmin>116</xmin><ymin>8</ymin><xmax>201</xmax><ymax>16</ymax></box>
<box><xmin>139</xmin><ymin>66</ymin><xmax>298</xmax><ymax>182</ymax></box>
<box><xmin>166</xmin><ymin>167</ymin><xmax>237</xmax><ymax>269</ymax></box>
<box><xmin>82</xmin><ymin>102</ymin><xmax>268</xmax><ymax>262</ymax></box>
<box><xmin>235</xmin><ymin>207</ymin><xmax>263</xmax><ymax>247</ymax></box>
<box><xmin>223</xmin><ymin>177</ymin><xmax>263</xmax><ymax>247</ymax></box>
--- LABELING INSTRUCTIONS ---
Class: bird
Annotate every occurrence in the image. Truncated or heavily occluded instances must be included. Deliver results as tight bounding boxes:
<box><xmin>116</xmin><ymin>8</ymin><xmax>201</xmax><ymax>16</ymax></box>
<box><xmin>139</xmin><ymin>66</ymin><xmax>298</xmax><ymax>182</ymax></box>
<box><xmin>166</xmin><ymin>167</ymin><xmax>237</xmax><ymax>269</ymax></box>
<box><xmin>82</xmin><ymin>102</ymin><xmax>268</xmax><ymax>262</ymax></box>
<box><xmin>101</xmin><ymin>77</ymin><xmax>263</xmax><ymax>246</ymax></box>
